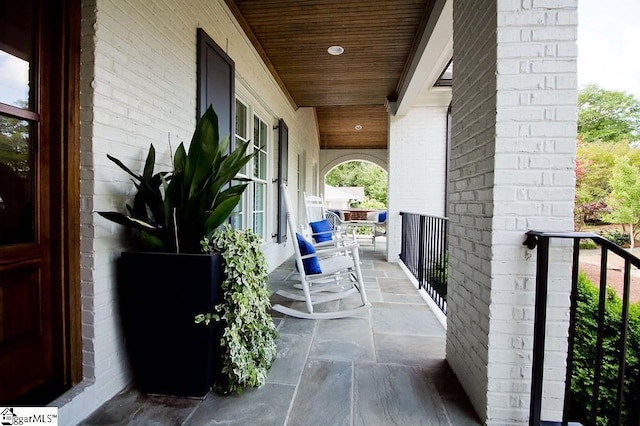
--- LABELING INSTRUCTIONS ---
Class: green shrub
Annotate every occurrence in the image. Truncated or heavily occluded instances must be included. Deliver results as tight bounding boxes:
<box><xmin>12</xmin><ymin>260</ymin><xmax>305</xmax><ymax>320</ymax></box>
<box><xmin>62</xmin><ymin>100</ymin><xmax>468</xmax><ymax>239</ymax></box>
<box><xmin>579</xmin><ymin>239</ymin><xmax>598</xmax><ymax>250</ymax></box>
<box><xmin>427</xmin><ymin>251</ymin><xmax>448</xmax><ymax>300</ymax></box>
<box><xmin>570</xmin><ymin>272</ymin><xmax>640</xmax><ymax>425</ymax></box>
<box><xmin>601</xmin><ymin>230</ymin><xmax>631</xmax><ymax>247</ymax></box>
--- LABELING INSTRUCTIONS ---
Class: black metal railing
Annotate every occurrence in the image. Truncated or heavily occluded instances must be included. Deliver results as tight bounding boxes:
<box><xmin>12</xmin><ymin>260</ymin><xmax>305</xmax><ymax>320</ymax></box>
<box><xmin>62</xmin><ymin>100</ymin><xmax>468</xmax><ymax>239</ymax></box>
<box><xmin>399</xmin><ymin>212</ymin><xmax>448</xmax><ymax>313</ymax></box>
<box><xmin>524</xmin><ymin>230</ymin><xmax>640</xmax><ymax>426</ymax></box>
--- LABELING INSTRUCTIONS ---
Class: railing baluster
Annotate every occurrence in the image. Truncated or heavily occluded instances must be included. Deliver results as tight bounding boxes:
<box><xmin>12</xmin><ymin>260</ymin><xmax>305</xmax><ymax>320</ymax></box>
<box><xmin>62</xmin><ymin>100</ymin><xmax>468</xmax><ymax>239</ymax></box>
<box><xmin>562</xmin><ymin>237</ymin><xmax>582</xmax><ymax>424</ymax></box>
<box><xmin>418</xmin><ymin>215</ymin><xmax>426</xmax><ymax>288</ymax></box>
<box><xmin>615</xmin><ymin>258</ymin><xmax>632</xmax><ymax>425</ymax></box>
<box><xmin>400</xmin><ymin>212</ymin><xmax>406</xmax><ymax>264</ymax></box>
<box><xmin>529</xmin><ymin>235</ymin><xmax>550</xmax><ymax>426</ymax></box>
<box><xmin>591</xmin><ymin>247</ymin><xmax>609</xmax><ymax>424</ymax></box>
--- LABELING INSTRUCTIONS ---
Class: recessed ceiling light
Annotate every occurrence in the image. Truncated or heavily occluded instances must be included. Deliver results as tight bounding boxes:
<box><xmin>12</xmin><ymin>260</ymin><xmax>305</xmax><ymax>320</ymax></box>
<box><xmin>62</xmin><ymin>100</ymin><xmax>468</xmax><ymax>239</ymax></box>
<box><xmin>354</xmin><ymin>124</ymin><xmax>363</xmax><ymax>131</ymax></box>
<box><xmin>327</xmin><ymin>45</ymin><xmax>344</xmax><ymax>56</ymax></box>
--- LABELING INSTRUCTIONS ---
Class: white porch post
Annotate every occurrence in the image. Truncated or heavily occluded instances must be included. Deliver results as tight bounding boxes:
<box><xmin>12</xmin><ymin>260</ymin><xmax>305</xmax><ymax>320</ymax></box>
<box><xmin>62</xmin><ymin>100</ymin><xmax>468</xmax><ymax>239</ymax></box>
<box><xmin>387</xmin><ymin>108</ymin><xmax>449</xmax><ymax>262</ymax></box>
<box><xmin>446</xmin><ymin>0</ymin><xmax>578</xmax><ymax>424</ymax></box>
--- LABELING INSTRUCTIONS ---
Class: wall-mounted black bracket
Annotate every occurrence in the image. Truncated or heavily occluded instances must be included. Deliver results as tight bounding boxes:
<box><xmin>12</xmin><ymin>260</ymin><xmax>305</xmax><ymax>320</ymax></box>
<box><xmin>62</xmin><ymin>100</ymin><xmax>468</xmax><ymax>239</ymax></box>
<box><xmin>523</xmin><ymin>233</ymin><xmax>539</xmax><ymax>249</ymax></box>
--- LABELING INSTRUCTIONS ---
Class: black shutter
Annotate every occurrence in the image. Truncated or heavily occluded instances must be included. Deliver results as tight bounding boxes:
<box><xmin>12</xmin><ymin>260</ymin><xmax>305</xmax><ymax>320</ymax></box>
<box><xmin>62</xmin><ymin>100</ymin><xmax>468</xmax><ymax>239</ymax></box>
<box><xmin>197</xmin><ymin>28</ymin><xmax>234</xmax><ymax>145</ymax></box>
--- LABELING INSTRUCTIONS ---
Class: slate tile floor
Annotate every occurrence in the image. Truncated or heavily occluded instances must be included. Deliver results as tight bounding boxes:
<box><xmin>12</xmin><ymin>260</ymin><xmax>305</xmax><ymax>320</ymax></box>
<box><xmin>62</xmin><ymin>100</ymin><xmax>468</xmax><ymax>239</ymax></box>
<box><xmin>81</xmin><ymin>241</ymin><xmax>480</xmax><ymax>425</ymax></box>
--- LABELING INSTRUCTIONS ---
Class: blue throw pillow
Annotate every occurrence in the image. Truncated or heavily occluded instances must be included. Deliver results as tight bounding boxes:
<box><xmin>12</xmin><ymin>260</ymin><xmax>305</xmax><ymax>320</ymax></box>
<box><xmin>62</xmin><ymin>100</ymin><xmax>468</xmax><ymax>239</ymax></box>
<box><xmin>310</xmin><ymin>219</ymin><xmax>333</xmax><ymax>243</ymax></box>
<box><xmin>378</xmin><ymin>211</ymin><xmax>387</xmax><ymax>223</ymax></box>
<box><xmin>296</xmin><ymin>233</ymin><xmax>322</xmax><ymax>274</ymax></box>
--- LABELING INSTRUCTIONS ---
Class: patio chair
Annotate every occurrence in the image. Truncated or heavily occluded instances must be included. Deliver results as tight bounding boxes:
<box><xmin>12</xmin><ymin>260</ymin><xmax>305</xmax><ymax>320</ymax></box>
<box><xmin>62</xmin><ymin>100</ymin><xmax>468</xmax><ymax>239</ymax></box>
<box><xmin>368</xmin><ymin>211</ymin><xmax>387</xmax><ymax>251</ymax></box>
<box><xmin>272</xmin><ymin>184</ymin><xmax>370</xmax><ymax>319</ymax></box>
<box><xmin>325</xmin><ymin>210</ymin><xmax>351</xmax><ymax>235</ymax></box>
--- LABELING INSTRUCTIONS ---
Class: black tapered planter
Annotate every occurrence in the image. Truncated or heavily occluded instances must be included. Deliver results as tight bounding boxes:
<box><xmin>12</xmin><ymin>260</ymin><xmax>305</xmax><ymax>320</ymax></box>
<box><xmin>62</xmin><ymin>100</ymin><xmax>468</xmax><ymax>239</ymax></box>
<box><xmin>119</xmin><ymin>252</ymin><xmax>222</xmax><ymax>397</ymax></box>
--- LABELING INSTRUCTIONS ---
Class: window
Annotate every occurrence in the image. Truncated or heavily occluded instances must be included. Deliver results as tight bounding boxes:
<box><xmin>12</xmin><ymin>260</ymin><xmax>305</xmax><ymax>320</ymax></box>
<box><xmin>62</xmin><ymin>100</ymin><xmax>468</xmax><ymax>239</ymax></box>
<box><xmin>434</xmin><ymin>60</ymin><xmax>453</xmax><ymax>87</ymax></box>
<box><xmin>253</xmin><ymin>115</ymin><xmax>268</xmax><ymax>239</ymax></box>
<box><xmin>232</xmin><ymin>98</ymin><xmax>270</xmax><ymax>240</ymax></box>
<box><xmin>312</xmin><ymin>163</ymin><xmax>319</xmax><ymax>196</ymax></box>
<box><xmin>230</xmin><ymin>99</ymin><xmax>248</xmax><ymax>229</ymax></box>
<box><xmin>297</xmin><ymin>151</ymin><xmax>306</xmax><ymax>223</ymax></box>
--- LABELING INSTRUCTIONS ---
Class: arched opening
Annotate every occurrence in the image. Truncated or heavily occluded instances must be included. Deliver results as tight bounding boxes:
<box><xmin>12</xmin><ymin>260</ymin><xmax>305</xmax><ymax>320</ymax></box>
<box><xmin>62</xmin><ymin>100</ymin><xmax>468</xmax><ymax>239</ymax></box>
<box><xmin>323</xmin><ymin>160</ymin><xmax>388</xmax><ymax>210</ymax></box>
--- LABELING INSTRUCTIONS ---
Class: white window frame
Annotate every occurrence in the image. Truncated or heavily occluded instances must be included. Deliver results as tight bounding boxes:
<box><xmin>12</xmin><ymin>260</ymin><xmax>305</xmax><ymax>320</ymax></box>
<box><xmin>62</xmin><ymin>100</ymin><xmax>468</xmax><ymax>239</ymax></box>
<box><xmin>252</xmin><ymin>113</ymin><xmax>269</xmax><ymax>240</ymax></box>
<box><xmin>230</xmin><ymin>98</ymin><xmax>249</xmax><ymax>230</ymax></box>
<box><xmin>312</xmin><ymin>162</ymin><xmax>319</xmax><ymax>196</ymax></box>
<box><xmin>232</xmin><ymin>97</ymin><xmax>271</xmax><ymax>241</ymax></box>
<box><xmin>297</xmin><ymin>150</ymin><xmax>306</xmax><ymax>224</ymax></box>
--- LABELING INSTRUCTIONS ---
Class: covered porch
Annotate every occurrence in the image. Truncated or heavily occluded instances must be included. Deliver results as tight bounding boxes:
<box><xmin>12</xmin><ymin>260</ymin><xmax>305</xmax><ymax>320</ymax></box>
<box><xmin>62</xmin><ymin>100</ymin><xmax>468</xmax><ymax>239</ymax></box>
<box><xmin>80</xmin><ymin>241</ymin><xmax>480</xmax><ymax>425</ymax></box>
<box><xmin>0</xmin><ymin>0</ymin><xmax>580</xmax><ymax>424</ymax></box>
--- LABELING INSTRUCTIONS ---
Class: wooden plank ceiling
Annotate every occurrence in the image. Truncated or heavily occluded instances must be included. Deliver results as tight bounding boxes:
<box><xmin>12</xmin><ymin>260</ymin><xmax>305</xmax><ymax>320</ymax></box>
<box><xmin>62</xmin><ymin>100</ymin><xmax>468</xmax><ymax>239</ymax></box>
<box><xmin>226</xmin><ymin>0</ymin><xmax>435</xmax><ymax>149</ymax></box>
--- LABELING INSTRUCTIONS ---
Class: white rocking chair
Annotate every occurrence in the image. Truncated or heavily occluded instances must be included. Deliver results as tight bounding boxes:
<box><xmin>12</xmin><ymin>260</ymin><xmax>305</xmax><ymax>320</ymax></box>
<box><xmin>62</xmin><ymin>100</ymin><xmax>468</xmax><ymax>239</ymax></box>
<box><xmin>304</xmin><ymin>193</ymin><xmax>325</xmax><ymax>223</ymax></box>
<box><xmin>304</xmin><ymin>193</ymin><xmax>354</xmax><ymax>244</ymax></box>
<box><xmin>272</xmin><ymin>184</ymin><xmax>371</xmax><ymax>319</ymax></box>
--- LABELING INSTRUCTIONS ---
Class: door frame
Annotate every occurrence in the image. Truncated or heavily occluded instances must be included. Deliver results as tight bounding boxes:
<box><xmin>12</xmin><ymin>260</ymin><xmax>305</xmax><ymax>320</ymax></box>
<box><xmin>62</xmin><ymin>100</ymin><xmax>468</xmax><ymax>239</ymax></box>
<box><xmin>45</xmin><ymin>0</ymin><xmax>82</xmax><ymax>390</ymax></box>
<box><xmin>0</xmin><ymin>0</ymin><xmax>83</xmax><ymax>403</ymax></box>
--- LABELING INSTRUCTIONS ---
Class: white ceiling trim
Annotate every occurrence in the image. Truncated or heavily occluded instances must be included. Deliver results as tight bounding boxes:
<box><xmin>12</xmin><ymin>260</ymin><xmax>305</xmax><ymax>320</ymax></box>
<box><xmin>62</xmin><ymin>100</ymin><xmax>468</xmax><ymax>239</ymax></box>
<box><xmin>393</xmin><ymin>0</ymin><xmax>452</xmax><ymax>116</ymax></box>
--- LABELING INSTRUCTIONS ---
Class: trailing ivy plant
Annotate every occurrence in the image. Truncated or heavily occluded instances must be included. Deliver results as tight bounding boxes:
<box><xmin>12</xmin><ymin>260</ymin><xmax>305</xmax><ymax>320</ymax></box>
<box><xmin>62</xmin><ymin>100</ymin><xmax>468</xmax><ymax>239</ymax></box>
<box><xmin>195</xmin><ymin>225</ymin><xmax>278</xmax><ymax>394</ymax></box>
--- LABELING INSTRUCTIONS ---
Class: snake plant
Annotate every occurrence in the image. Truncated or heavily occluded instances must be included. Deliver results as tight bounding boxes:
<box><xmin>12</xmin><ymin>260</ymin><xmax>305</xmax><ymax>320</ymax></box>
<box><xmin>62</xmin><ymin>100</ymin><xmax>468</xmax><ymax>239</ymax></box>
<box><xmin>99</xmin><ymin>106</ymin><xmax>256</xmax><ymax>253</ymax></box>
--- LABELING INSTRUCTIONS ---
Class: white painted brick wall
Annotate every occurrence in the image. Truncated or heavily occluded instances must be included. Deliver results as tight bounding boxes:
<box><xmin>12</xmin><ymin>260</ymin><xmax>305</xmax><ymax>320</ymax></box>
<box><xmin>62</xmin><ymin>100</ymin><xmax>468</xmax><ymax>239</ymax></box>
<box><xmin>388</xmin><ymin>107</ymin><xmax>448</xmax><ymax>262</ymax></box>
<box><xmin>447</xmin><ymin>0</ymin><xmax>577</xmax><ymax>424</ymax></box>
<box><xmin>59</xmin><ymin>0</ymin><xmax>319</xmax><ymax>423</ymax></box>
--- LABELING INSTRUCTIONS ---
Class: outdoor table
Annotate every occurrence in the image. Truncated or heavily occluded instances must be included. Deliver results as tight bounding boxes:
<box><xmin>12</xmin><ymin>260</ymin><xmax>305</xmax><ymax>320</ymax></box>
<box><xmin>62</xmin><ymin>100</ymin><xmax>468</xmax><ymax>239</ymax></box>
<box><xmin>346</xmin><ymin>219</ymin><xmax>379</xmax><ymax>235</ymax></box>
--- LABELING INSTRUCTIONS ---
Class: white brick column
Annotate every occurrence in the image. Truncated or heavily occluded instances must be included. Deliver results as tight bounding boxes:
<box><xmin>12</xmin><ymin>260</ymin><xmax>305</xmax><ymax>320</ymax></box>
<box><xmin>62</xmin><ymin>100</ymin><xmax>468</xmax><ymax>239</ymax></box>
<box><xmin>446</xmin><ymin>0</ymin><xmax>577</xmax><ymax>424</ymax></box>
<box><xmin>388</xmin><ymin>107</ymin><xmax>448</xmax><ymax>262</ymax></box>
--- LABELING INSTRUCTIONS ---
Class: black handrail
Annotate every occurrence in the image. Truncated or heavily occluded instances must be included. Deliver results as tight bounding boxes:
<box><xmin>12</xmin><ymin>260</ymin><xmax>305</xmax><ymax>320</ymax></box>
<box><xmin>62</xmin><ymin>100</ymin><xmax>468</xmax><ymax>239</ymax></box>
<box><xmin>400</xmin><ymin>212</ymin><xmax>448</xmax><ymax>313</ymax></box>
<box><xmin>524</xmin><ymin>230</ymin><xmax>640</xmax><ymax>426</ymax></box>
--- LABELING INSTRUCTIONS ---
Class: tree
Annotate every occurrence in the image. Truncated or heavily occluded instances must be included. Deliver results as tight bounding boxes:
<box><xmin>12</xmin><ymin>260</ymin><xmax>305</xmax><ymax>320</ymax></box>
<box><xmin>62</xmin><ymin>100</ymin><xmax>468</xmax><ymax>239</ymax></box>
<box><xmin>0</xmin><ymin>115</ymin><xmax>30</xmax><ymax>177</ymax></box>
<box><xmin>325</xmin><ymin>161</ymin><xmax>387</xmax><ymax>206</ymax></box>
<box><xmin>602</xmin><ymin>157</ymin><xmax>640</xmax><ymax>249</ymax></box>
<box><xmin>575</xmin><ymin>141</ymin><xmax>640</xmax><ymax>227</ymax></box>
<box><xmin>578</xmin><ymin>84</ymin><xmax>640</xmax><ymax>143</ymax></box>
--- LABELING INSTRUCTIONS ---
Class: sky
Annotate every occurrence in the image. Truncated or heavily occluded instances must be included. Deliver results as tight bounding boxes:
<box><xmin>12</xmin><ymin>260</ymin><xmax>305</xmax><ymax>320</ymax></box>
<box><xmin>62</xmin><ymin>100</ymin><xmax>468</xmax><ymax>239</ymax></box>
<box><xmin>0</xmin><ymin>51</ymin><xmax>29</xmax><ymax>108</ymax></box>
<box><xmin>578</xmin><ymin>0</ymin><xmax>640</xmax><ymax>100</ymax></box>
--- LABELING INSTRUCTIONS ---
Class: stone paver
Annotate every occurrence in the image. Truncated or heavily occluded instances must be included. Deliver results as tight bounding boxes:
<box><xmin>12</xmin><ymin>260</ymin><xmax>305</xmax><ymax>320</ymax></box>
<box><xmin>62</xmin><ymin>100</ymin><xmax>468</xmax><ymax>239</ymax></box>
<box><xmin>80</xmin><ymin>241</ymin><xmax>480</xmax><ymax>426</ymax></box>
<box><xmin>184</xmin><ymin>384</ymin><xmax>295</xmax><ymax>426</ymax></box>
<box><xmin>286</xmin><ymin>359</ymin><xmax>352</xmax><ymax>426</ymax></box>
<box><xmin>354</xmin><ymin>363</ymin><xmax>450</xmax><ymax>426</ymax></box>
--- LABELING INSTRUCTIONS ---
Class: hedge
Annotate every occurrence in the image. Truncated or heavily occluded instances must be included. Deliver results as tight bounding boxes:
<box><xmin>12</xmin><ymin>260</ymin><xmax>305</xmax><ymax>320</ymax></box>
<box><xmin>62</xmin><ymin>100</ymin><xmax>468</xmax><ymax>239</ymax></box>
<box><xmin>569</xmin><ymin>272</ymin><xmax>640</xmax><ymax>425</ymax></box>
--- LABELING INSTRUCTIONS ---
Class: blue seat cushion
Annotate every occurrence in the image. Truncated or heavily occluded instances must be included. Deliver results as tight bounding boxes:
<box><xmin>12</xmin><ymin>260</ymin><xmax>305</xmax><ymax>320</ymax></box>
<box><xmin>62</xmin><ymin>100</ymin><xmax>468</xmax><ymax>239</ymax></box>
<box><xmin>378</xmin><ymin>211</ymin><xmax>387</xmax><ymax>223</ymax></box>
<box><xmin>295</xmin><ymin>233</ymin><xmax>322</xmax><ymax>274</ymax></box>
<box><xmin>310</xmin><ymin>219</ymin><xmax>333</xmax><ymax>243</ymax></box>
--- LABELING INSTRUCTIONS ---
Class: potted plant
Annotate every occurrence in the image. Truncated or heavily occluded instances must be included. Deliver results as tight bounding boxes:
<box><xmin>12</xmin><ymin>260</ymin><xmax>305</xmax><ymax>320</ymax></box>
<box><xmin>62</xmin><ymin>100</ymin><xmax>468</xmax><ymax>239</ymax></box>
<box><xmin>99</xmin><ymin>106</ymin><xmax>262</xmax><ymax>397</ymax></box>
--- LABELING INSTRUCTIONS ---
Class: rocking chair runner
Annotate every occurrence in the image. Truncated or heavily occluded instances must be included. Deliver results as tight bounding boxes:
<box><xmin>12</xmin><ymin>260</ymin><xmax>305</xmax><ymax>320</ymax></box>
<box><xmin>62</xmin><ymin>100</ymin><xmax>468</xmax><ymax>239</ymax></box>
<box><xmin>272</xmin><ymin>184</ymin><xmax>370</xmax><ymax>319</ymax></box>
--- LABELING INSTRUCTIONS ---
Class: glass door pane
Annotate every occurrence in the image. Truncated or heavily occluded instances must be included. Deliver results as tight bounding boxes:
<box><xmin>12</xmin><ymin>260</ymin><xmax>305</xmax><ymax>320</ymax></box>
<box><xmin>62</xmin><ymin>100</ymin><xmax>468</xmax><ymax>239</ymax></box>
<box><xmin>0</xmin><ymin>2</ymin><xmax>38</xmax><ymax>245</ymax></box>
<box><xmin>0</xmin><ymin>116</ymin><xmax>34</xmax><ymax>244</ymax></box>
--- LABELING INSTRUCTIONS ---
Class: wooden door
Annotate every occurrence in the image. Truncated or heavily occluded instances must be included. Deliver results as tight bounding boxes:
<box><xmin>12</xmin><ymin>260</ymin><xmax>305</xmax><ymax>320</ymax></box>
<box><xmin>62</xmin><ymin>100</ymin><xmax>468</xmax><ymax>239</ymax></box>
<box><xmin>0</xmin><ymin>0</ymin><xmax>79</xmax><ymax>405</ymax></box>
